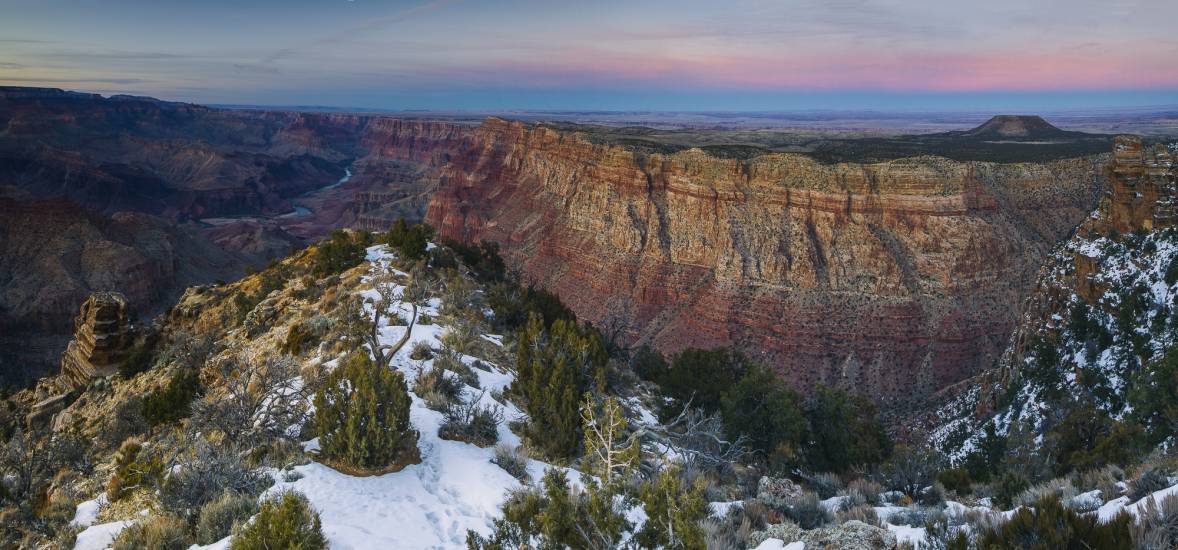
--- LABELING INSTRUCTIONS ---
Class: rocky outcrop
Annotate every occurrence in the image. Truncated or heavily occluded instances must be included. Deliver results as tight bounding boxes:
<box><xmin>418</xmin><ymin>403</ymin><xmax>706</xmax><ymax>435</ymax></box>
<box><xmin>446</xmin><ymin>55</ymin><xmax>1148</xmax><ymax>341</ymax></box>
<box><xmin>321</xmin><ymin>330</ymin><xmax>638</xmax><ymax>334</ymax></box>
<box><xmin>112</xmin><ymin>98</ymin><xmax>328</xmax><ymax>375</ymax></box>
<box><xmin>59</xmin><ymin>292</ymin><xmax>131</xmax><ymax>387</ymax></box>
<box><xmin>425</xmin><ymin>118</ymin><xmax>1106</xmax><ymax>405</ymax></box>
<box><xmin>1097</xmin><ymin>135</ymin><xmax>1177</xmax><ymax>233</ymax></box>
<box><xmin>750</xmin><ymin>520</ymin><xmax>898</xmax><ymax>549</ymax></box>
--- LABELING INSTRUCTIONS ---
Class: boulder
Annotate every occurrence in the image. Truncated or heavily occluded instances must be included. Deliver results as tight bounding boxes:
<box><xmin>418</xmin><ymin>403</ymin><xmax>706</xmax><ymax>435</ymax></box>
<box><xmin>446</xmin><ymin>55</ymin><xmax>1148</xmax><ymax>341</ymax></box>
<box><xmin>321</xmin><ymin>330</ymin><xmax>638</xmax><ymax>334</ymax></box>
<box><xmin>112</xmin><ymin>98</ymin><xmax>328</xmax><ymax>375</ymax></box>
<box><xmin>758</xmin><ymin>476</ymin><xmax>804</xmax><ymax>509</ymax></box>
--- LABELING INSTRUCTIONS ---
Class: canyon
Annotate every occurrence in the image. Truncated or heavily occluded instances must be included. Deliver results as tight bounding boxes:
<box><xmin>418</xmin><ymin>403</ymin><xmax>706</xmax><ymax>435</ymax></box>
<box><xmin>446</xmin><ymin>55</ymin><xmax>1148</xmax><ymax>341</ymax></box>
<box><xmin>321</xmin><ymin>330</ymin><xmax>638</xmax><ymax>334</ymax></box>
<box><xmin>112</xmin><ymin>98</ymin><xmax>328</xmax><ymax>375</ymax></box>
<box><xmin>423</xmin><ymin>119</ymin><xmax>1107</xmax><ymax>405</ymax></box>
<box><xmin>0</xmin><ymin>88</ymin><xmax>1112</xmax><ymax>407</ymax></box>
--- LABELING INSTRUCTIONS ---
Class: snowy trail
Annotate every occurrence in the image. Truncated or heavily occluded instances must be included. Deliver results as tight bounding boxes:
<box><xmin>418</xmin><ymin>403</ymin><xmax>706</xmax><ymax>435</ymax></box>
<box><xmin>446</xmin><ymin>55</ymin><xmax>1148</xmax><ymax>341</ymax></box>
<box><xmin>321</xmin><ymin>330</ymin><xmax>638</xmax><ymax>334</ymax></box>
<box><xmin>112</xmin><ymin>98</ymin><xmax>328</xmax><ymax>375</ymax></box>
<box><xmin>261</xmin><ymin>245</ymin><xmax>555</xmax><ymax>549</ymax></box>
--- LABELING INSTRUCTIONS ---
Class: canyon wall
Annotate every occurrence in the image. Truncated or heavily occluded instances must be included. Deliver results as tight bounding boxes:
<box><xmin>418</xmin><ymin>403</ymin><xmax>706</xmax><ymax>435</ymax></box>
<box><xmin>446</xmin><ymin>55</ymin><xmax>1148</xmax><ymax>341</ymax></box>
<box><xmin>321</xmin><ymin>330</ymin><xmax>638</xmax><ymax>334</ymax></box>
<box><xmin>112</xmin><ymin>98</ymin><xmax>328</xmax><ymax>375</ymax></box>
<box><xmin>425</xmin><ymin>119</ymin><xmax>1107</xmax><ymax>404</ymax></box>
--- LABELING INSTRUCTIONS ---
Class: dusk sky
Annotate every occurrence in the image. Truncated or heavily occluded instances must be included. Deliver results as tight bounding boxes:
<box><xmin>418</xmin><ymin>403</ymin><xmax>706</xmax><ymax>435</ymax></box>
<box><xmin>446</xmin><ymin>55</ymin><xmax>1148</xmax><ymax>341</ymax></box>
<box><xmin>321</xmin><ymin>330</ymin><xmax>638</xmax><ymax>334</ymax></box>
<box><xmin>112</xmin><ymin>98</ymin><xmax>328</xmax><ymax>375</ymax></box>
<box><xmin>1</xmin><ymin>0</ymin><xmax>1176</xmax><ymax>111</ymax></box>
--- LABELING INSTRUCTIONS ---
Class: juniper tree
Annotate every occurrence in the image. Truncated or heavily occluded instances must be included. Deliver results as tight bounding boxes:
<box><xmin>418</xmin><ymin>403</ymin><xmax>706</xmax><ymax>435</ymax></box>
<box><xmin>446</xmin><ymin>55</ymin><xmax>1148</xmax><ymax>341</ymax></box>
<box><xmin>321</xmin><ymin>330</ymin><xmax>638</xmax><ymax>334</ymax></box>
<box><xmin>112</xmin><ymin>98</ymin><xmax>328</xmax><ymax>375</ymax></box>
<box><xmin>514</xmin><ymin>313</ymin><xmax>606</xmax><ymax>459</ymax></box>
<box><xmin>314</xmin><ymin>352</ymin><xmax>415</xmax><ymax>471</ymax></box>
<box><xmin>466</xmin><ymin>469</ymin><xmax>630</xmax><ymax>550</ymax></box>
<box><xmin>634</xmin><ymin>466</ymin><xmax>709</xmax><ymax>550</ymax></box>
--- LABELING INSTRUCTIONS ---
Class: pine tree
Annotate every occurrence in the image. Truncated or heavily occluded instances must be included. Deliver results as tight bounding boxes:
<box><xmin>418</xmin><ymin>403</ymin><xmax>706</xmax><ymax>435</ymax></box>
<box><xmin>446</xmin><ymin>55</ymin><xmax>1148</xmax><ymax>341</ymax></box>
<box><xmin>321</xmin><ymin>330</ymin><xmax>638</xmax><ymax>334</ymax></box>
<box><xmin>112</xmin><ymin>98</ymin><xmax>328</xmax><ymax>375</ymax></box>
<box><xmin>314</xmin><ymin>352</ymin><xmax>416</xmax><ymax>471</ymax></box>
<box><xmin>580</xmin><ymin>393</ymin><xmax>639</xmax><ymax>485</ymax></box>
<box><xmin>467</xmin><ymin>469</ymin><xmax>629</xmax><ymax>550</ymax></box>
<box><xmin>634</xmin><ymin>466</ymin><xmax>708</xmax><ymax>550</ymax></box>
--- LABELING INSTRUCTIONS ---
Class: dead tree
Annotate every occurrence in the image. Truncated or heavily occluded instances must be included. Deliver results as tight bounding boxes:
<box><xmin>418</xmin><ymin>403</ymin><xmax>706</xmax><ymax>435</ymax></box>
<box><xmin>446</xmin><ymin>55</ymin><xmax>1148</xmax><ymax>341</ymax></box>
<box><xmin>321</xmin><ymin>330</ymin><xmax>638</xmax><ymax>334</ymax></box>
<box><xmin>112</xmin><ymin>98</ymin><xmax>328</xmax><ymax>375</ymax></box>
<box><xmin>367</xmin><ymin>263</ymin><xmax>432</xmax><ymax>367</ymax></box>
<box><xmin>188</xmin><ymin>351</ymin><xmax>311</xmax><ymax>447</ymax></box>
<box><xmin>631</xmin><ymin>399</ymin><xmax>749</xmax><ymax>477</ymax></box>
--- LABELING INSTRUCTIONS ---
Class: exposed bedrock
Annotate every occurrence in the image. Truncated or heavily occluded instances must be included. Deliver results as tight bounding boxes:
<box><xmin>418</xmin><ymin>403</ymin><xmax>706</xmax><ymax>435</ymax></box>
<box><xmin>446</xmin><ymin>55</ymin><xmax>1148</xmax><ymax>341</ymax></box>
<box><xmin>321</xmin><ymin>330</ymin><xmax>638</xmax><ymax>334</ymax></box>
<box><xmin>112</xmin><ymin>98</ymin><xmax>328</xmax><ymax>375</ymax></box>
<box><xmin>425</xmin><ymin>119</ymin><xmax>1107</xmax><ymax>405</ymax></box>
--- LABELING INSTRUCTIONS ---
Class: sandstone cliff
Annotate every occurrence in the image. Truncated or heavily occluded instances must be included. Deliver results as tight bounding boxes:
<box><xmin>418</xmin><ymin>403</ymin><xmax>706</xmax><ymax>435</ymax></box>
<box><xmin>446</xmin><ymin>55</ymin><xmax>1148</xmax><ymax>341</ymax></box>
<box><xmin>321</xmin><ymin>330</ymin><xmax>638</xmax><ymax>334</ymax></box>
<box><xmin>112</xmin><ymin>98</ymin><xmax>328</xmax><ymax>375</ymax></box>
<box><xmin>425</xmin><ymin>118</ymin><xmax>1107</xmax><ymax>405</ymax></box>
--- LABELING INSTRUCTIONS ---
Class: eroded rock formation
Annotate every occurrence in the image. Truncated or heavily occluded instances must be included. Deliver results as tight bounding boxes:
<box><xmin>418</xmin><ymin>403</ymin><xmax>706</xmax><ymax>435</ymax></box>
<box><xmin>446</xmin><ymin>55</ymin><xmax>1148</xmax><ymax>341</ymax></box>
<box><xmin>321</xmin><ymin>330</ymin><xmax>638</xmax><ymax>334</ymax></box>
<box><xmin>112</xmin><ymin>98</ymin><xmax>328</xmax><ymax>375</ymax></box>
<box><xmin>425</xmin><ymin>119</ymin><xmax>1106</xmax><ymax>405</ymax></box>
<box><xmin>59</xmin><ymin>292</ymin><xmax>132</xmax><ymax>387</ymax></box>
<box><xmin>1097</xmin><ymin>135</ymin><xmax>1177</xmax><ymax>233</ymax></box>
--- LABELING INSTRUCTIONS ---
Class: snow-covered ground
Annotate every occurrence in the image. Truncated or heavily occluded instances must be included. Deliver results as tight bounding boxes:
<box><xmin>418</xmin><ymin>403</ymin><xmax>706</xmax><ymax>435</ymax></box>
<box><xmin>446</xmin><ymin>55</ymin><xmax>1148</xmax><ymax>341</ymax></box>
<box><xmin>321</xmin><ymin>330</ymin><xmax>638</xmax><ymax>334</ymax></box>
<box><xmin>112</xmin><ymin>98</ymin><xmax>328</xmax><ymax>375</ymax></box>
<box><xmin>251</xmin><ymin>245</ymin><xmax>561</xmax><ymax>549</ymax></box>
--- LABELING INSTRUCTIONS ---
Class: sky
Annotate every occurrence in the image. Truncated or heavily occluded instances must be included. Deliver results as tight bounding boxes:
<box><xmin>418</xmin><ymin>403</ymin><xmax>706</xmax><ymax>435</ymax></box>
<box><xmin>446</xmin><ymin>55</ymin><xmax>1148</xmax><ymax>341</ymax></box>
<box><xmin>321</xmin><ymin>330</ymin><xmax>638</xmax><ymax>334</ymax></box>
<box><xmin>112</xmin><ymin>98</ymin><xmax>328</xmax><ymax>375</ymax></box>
<box><xmin>1</xmin><ymin>0</ymin><xmax>1177</xmax><ymax>111</ymax></box>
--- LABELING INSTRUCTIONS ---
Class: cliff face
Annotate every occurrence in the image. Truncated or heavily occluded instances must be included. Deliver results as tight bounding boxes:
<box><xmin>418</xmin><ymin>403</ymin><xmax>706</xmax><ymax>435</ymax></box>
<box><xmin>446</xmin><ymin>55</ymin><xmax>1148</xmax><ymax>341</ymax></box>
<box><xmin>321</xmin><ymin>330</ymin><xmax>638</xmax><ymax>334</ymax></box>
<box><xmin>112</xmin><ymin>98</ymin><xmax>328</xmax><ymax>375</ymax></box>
<box><xmin>426</xmin><ymin>119</ymin><xmax>1106</xmax><ymax>404</ymax></box>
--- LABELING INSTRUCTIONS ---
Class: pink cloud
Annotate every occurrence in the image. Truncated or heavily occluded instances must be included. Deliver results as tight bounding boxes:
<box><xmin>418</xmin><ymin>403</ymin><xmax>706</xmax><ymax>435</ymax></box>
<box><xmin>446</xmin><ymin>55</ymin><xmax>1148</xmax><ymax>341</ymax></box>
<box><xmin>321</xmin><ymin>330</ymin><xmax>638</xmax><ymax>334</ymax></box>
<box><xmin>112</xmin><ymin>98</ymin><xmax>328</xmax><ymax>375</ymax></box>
<box><xmin>463</xmin><ymin>46</ymin><xmax>1178</xmax><ymax>92</ymax></box>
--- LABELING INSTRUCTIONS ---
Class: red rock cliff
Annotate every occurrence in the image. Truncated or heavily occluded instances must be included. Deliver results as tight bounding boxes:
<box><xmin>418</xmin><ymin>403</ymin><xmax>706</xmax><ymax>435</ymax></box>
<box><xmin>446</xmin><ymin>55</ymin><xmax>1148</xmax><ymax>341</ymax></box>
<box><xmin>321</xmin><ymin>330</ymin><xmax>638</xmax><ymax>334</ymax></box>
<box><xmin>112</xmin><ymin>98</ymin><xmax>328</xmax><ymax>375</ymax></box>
<box><xmin>424</xmin><ymin>118</ymin><xmax>1106</xmax><ymax>405</ymax></box>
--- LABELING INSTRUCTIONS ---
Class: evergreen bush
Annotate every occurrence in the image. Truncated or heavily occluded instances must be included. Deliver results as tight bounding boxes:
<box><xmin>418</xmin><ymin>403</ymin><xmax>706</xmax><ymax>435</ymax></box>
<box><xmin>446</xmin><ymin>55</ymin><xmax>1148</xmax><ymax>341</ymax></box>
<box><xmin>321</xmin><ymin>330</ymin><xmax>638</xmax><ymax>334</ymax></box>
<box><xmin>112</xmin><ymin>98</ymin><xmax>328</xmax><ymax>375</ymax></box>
<box><xmin>512</xmin><ymin>314</ymin><xmax>606</xmax><ymax>459</ymax></box>
<box><xmin>314</xmin><ymin>351</ymin><xmax>416</xmax><ymax>471</ymax></box>
<box><xmin>312</xmin><ymin>229</ymin><xmax>365</xmax><ymax>277</ymax></box>
<box><xmin>230</xmin><ymin>491</ymin><xmax>327</xmax><ymax>550</ymax></box>
<box><xmin>976</xmin><ymin>496</ymin><xmax>1131</xmax><ymax>549</ymax></box>
<box><xmin>141</xmin><ymin>367</ymin><xmax>203</xmax><ymax>426</ymax></box>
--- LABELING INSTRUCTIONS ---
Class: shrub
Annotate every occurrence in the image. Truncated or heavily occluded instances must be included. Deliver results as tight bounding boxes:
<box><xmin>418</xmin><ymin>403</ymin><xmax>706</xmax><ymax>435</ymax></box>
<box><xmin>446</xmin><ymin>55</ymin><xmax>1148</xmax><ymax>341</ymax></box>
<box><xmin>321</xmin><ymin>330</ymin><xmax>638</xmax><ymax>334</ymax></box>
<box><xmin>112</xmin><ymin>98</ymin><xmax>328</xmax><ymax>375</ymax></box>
<box><xmin>312</xmin><ymin>229</ymin><xmax>365</xmax><ymax>277</ymax></box>
<box><xmin>630</xmin><ymin>345</ymin><xmax>668</xmax><ymax>382</ymax></box>
<box><xmin>634</xmin><ymin>466</ymin><xmax>709</xmax><ymax>550</ymax></box>
<box><xmin>1133</xmin><ymin>493</ymin><xmax>1178</xmax><ymax>550</ymax></box>
<box><xmin>107</xmin><ymin>438</ymin><xmax>163</xmax><ymax>502</ymax></box>
<box><xmin>1129</xmin><ymin>468</ymin><xmax>1171</xmax><ymax>503</ymax></box>
<box><xmin>409</xmin><ymin>341</ymin><xmax>434</xmax><ymax>360</ymax></box>
<box><xmin>230</xmin><ymin>491</ymin><xmax>327</xmax><ymax>550</ymax></box>
<box><xmin>807</xmin><ymin>472</ymin><xmax>843</xmax><ymax>499</ymax></box>
<box><xmin>1072</xmin><ymin>465</ymin><xmax>1124</xmax><ymax>500</ymax></box>
<box><xmin>1047</xmin><ymin>400</ymin><xmax>1143</xmax><ymax>475</ymax></box>
<box><xmin>111</xmin><ymin>514</ymin><xmax>189</xmax><ymax>550</ymax></box>
<box><xmin>280</xmin><ymin>322</ymin><xmax>322</xmax><ymax>356</ymax></box>
<box><xmin>414</xmin><ymin>364</ymin><xmax>462</xmax><ymax>412</ymax></box>
<box><xmin>836</xmin><ymin>504</ymin><xmax>880</xmax><ymax>527</ymax></box>
<box><xmin>1014</xmin><ymin>477</ymin><xmax>1078</xmax><ymax>508</ymax></box>
<box><xmin>142</xmin><ymin>367</ymin><xmax>203</xmax><ymax>426</ymax></box>
<box><xmin>492</xmin><ymin>444</ymin><xmax>530</xmax><ymax>481</ymax></box>
<box><xmin>513</xmin><ymin>314</ymin><xmax>606</xmax><ymax>459</ymax></box>
<box><xmin>784</xmin><ymin>491</ymin><xmax>831</xmax><ymax>529</ymax></box>
<box><xmin>976</xmin><ymin>496</ymin><xmax>1131</xmax><ymax>549</ymax></box>
<box><xmin>119</xmin><ymin>334</ymin><xmax>158</xmax><ymax>378</ymax></box>
<box><xmin>468</xmin><ymin>469</ymin><xmax>630</xmax><ymax>550</ymax></box>
<box><xmin>100</xmin><ymin>396</ymin><xmax>148</xmax><ymax>448</ymax></box>
<box><xmin>881</xmin><ymin>444</ymin><xmax>942</xmax><ymax>498</ymax></box>
<box><xmin>314</xmin><ymin>351</ymin><xmax>416</xmax><ymax>471</ymax></box>
<box><xmin>1130</xmin><ymin>346</ymin><xmax>1178</xmax><ymax>446</ymax></box>
<box><xmin>937</xmin><ymin>468</ymin><xmax>973</xmax><ymax>496</ymax></box>
<box><xmin>994</xmin><ymin>472</ymin><xmax>1030</xmax><ymax>510</ymax></box>
<box><xmin>159</xmin><ymin>443</ymin><xmax>272</xmax><ymax>518</ymax></box>
<box><xmin>846</xmin><ymin>478</ymin><xmax>884</xmax><ymax>506</ymax></box>
<box><xmin>195</xmin><ymin>491</ymin><xmax>257</xmax><ymax>545</ymax></box>
<box><xmin>384</xmin><ymin>220</ymin><xmax>433</xmax><ymax>261</ymax></box>
<box><xmin>921</xmin><ymin>482</ymin><xmax>946</xmax><ymax>506</ymax></box>
<box><xmin>434</xmin><ymin>347</ymin><xmax>479</xmax><ymax>388</ymax></box>
<box><xmin>805</xmin><ymin>386</ymin><xmax>892</xmax><ymax>473</ymax></box>
<box><xmin>719</xmin><ymin>364</ymin><xmax>806</xmax><ymax>459</ymax></box>
<box><xmin>660</xmin><ymin>347</ymin><xmax>751</xmax><ymax>412</ymax></box>
<box><xmin>441</xmin><ymin>238</ymin><xmax>506</xmax><ymax>282</ymax></box>
<box><xmin>438</xmin><ymin>392</ymin><xmax>502</xmax><ymax>447</ymax></box>
<box><xmin>440</xmin><ymin>321</ymin><xmax>482</xmax><ymax>356</ymax></box>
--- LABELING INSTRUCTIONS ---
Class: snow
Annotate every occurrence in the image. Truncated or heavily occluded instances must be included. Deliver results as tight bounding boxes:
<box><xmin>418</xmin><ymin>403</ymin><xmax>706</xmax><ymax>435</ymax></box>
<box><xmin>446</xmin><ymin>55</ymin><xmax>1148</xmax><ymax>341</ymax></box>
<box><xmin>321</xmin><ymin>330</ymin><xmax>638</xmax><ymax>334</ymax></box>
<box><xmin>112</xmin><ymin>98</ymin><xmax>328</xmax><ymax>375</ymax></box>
<box><xmin>1098</xmin><ymin>482</ymin><xmax>1178</xmax><ymax>523</ymax></box>
<box><xmin>257</xmin><ymin>245</ymin><xmax>564</xmax><ymax>549</ymax></box>
<box><xmin>73</xmin><ymin>520</ymin><xmax>134</xmax><ymax>550</ymax></box>
<box><xmin>820</xmin><ymin>495</ymin><xmax>849</xmax><ymax>512</ymax></box>
<box><xmin>70</xmin><ymin>494</ymin><xmax>106</xmax><ymax>528</ymax></box>
<box><xmin>709</xmin><ymin>500</ymin><xmax>742</xmax><ymax>517</ymax></box>
<box><xmin>886</xmin><ymin>523</ymin><xmax>927</xmax><ymax>546</ymax></box>
<box><xmin>934</xmin><ymin>228</ymin><xmax>1178</xmax><ymax>459</ymax></box>
<box><xmin>753</xmin><ymin>540</ymin><xmax>804</xmax><ymax>550</ymax></box>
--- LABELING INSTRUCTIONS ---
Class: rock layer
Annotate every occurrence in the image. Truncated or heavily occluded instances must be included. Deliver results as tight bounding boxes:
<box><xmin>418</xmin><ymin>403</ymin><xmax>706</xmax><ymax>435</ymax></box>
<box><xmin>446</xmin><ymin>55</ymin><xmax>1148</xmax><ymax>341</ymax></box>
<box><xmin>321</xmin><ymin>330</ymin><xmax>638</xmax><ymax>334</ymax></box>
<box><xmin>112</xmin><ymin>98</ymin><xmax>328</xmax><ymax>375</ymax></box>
<box><xmin>425</xmin><ymin>119</ymin><xmax>1106</xmax><ymax>404</ymax></box>
<box><xmin>60</xmin><ymin>292</ymin><xmax>131</xmax><ymax>387</ymax></box>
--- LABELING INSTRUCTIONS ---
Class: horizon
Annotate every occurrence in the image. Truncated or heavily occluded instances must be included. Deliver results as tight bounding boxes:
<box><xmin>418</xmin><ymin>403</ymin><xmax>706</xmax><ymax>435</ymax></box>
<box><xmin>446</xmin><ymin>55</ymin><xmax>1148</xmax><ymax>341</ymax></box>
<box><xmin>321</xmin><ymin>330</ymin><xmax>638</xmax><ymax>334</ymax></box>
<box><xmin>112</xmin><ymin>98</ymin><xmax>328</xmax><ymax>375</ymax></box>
<box><xmin>2</xmin><ymin>0</ymin><xmax>1177</xmax><ymax>111</ymax></box>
